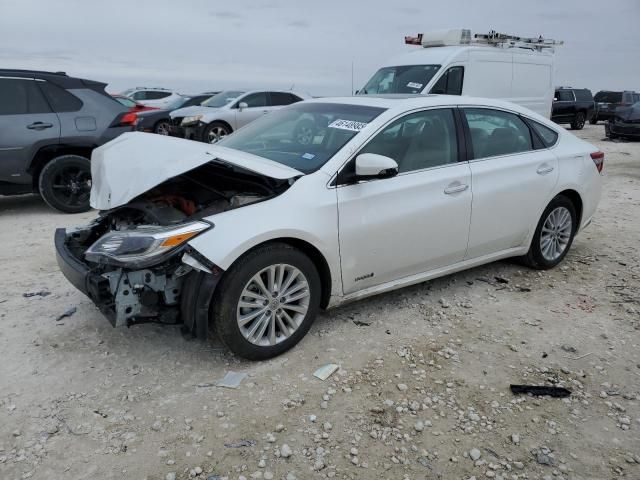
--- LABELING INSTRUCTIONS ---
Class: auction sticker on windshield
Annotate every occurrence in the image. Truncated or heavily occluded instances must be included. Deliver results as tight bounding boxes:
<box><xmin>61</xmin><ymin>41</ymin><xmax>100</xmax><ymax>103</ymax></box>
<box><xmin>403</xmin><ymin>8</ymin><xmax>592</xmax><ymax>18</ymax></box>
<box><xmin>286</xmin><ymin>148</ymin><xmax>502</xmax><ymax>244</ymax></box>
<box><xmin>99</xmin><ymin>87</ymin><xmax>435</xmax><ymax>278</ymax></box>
<box><xmin>407</xmin><ymin>82</ymin><xmax>423</xmax><ymax>89</ymax></box>
<box><xmin>328</xmin><ymin>119</ymin><xmax>368</xmax><ymax>132</ymax></box>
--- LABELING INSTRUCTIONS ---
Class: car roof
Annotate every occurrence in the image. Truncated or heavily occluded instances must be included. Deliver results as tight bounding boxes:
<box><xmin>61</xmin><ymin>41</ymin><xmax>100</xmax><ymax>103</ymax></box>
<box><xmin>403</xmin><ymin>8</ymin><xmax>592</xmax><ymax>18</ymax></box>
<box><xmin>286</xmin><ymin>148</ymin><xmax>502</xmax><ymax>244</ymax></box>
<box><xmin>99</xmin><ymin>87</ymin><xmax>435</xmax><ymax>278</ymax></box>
<box><xmin>305</xmin><ymin>94</ymin><xmax>539</xmax><ymax>115</ymax></box>
<box><xmin>0</xmin><ymin>68</ymin><xmax>105</xmax><ymax>89</ymax></box>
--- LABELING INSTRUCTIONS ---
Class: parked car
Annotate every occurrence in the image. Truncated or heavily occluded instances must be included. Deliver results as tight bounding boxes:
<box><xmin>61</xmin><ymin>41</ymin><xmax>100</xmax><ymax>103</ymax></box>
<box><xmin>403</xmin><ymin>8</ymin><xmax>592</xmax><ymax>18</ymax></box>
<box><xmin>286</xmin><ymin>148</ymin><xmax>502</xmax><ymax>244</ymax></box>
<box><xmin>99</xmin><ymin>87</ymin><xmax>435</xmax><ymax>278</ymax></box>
<box><xmin>171</xmin><ymin>90</ymin><xmax>307</xmax><ymax>143</ymax></box>
<box><xmin>605</xmin><ymin>102</ymin><xmax>640</xmax><ymax>140</ymax></box>
<box><xmin>591</xmin><ymin>90</ymin><xmax>640</xmax><ymax>124</ymax></box>
<box><xmin>0</xmin><ymin>69</ymin><xmax>133</xmax><ymax>212</ymax></box>
<box><xmin>56</xmin><ymin>95</ymin><xmax>603</xmax><ymax>359</ymax></box>
<box><xmin>120</xmin><ymin>87</ymin><xmax>183</xmax><ymax>109</ymax></box>
<box><xmin>135</xmin><ymin>93</ymin><xmax>218</xmax><ymax>135</ymax></box>
<box><xmin>358</xmin><ymin>28</ymin><xmax>560</xmax><ymax>118</ymax></box>
<box><xmin>550</xmin><ymin>87</ymin><xmax>594</xmax><ymax>130</ymax></box>
<box><xmin>112</xmin><ymin>94</ymin><xmax>159</xmax><ymax>113</ymax></box>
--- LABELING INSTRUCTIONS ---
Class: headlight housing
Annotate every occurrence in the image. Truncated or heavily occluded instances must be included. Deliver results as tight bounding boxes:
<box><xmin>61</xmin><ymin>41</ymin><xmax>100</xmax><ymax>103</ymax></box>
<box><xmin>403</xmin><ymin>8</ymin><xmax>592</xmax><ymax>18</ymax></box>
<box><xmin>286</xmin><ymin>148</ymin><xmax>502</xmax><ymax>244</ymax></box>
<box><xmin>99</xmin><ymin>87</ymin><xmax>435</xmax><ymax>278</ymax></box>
<box><xmin>181</xmin><ymin>115</ymin><xmax>203</xmax><ymax>126</ymax></box>
<box><xmin>85</xmin><ymin>221</ymin><xmax>210</xmax><ymax>267</ymax></box>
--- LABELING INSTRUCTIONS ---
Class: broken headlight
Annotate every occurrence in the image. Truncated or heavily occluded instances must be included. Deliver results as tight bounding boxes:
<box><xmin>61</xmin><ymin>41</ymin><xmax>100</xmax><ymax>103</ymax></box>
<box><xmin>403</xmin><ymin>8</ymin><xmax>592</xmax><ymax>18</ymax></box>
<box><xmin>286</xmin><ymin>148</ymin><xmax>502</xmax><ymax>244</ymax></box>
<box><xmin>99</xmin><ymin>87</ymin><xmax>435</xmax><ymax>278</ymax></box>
<box><xmin>181</xmin><ymin>115</ymin><xmax>203</xmax><ymax>126</ymax></box>
<box><xmin>85</xmin><ymin>221</ymin><xmax>211</xmax><ymax>266</ymax></box>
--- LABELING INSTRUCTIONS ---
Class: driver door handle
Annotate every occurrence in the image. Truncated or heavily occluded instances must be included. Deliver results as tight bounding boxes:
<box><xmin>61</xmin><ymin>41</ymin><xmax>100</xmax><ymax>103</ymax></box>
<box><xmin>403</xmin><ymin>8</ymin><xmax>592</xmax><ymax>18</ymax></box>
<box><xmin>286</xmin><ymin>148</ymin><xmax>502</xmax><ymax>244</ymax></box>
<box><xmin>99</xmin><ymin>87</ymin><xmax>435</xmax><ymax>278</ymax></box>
<box><xmin>444</xmin><ymin>183</ymin><xmax>469</xmax><ymax>195</ymax></box>
<box><xmin>536</xmin><ymin>164</ymin><xmax>554</xmax><ymax>175</ymax></box>
<box><xmin>27</xmin><ymin>122</ymin><xmax>53</xmax><ymax>130</ymax></box>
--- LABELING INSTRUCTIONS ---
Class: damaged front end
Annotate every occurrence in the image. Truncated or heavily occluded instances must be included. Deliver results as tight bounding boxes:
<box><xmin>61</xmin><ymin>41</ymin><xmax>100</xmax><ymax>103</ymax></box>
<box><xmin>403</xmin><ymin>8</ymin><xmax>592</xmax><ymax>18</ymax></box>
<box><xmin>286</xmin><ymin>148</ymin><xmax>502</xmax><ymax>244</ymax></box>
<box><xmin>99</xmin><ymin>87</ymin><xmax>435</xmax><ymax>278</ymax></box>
<box><xmin>55</xmin><ymin>156</ymin><xmax>295</xmax><ymax>337</ymax></box>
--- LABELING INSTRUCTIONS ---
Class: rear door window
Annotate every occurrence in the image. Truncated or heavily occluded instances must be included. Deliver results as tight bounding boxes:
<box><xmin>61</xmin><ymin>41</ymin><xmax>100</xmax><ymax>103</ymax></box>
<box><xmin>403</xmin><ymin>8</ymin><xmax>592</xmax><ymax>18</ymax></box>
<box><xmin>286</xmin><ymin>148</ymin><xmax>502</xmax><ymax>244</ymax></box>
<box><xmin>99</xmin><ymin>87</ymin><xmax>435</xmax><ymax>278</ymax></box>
<box><xmin>463</xmin><ymin>108</ymin><xmax>533</xmax><ymax>159</ymax></box>
<box><xmin>240</xmin><ymin>92</ymin><xmax>268</xmax><ymax>108</ymax></box>
<box><xmin>270</xmin><ymin>92</ymin><xmax>299</xmax><ymax>106</ymax></box>
<box><xmin>0</xmin><ymin>78</ymin><xmax>51</xmax><ymax>115</ymax></box>
<box><xmin>39</xmin><ymin>81</ymin><xmax>83</xmax><ymax>112</ymax></box>
<box><xmin>429</xmin><ymin>66</ymin><xmax>464</xmax><ymax>95</ymax></box>
<box><xmin>574</xmin><ymin>89</ymin><xmax>593</xmax><ymax>102</ymax></box>
<box><xmin>557</xmin><ymin>90</ymin><xmax>574</xmax><ymax>101</ymax></box>
<box><xmin>145</xmin><ymin>91</ymin><xmax>171</xmax><ymax>100</ymax></box>
<box><xmin>528</xmin><ymin>120</ymin><xmax>559</xmax><ymax>147</ymax></box>
<box><xmin>594</xmin><ymin>91</ymin><xmax>622</xmax><ymax>103</ymax></box>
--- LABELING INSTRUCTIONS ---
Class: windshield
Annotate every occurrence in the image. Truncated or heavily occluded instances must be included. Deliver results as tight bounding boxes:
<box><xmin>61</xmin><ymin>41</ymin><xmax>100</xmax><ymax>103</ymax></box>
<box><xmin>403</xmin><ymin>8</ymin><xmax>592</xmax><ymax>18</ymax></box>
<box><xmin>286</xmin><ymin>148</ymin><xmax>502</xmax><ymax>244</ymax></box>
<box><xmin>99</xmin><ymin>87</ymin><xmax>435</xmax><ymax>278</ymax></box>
<box><xmin>219</xmin><ymin>102</ymin><xmax>386</xmax><ymax>174</ymax></box>
<box><xmin>595</xmin><ymin>91</ymin><xmax>622</xmax><ymax>103</ymax></box>
<box><xmin>120</xmin><ymin>88</ymin><xmax>136</xmax><ymax>97</ymax></box>
<box><xmin>202</xmin><ymin>91</ymin><xmax>245</xmax><ymax>108</ymax></box>
<box><xmin>359</xmin><ymin>65</ymin><xmax>441</xmax><ymax>95</ymax></box>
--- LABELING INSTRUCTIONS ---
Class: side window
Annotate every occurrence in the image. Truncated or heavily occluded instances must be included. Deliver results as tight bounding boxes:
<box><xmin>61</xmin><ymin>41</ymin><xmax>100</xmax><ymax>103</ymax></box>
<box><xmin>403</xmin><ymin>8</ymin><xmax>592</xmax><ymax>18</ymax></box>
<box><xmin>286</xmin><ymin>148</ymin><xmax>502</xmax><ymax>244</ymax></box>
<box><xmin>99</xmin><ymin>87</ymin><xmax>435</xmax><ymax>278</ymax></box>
<box><xmin>0</xmin><ymin>78</ymin><xmax>51</xmax><ymax>115</ymax></box>
<box><xmin>38</xmin><ymin>81</ymin><xmax>83</xmax><ymax>112</ymax></box>
<box><xmin>429</xmin><ymin>66</ymin><xmax>464</xmax><ymax>95</ymax></box>
<box><xmin>269</xmin><ymin>92</ymin><xmax>295</xmax><ymax>106</ymax></box>
<box><xmin>528</xmin><ymin>120</ymin><xmax>559</xmax><ymax>147</ymax></box>
<box><xmin>360</xmin><ymin>108</ymin><xmax>459</xmax><ymax>173</ymax></box>
<box><xmin>241</xmin><ymin>92</ymin><xmax>268</xmax><ymax>108</ymax></box>
<box><xmin>557</xmin><ymin>90</ymin><xmax>574</xmax><ymax>101</ymax></box>
<box><xmin>131</xmin><ymin>91</ymin><xmax>146</xmax><ymax>100</ymax></box>
<box><xmin>289</xmin><ymin>93</ymin><xmax>303</xmax><ymax>104</ymax></box>
<box><xmin>146</xmin><ymin>91</ymin><xmax>171</xmax><ymax>100</ymax></box>
<box><xmin>464</xmin><ymin>108</ymin><xmax>533</xmax><ymax>158</ymax></box>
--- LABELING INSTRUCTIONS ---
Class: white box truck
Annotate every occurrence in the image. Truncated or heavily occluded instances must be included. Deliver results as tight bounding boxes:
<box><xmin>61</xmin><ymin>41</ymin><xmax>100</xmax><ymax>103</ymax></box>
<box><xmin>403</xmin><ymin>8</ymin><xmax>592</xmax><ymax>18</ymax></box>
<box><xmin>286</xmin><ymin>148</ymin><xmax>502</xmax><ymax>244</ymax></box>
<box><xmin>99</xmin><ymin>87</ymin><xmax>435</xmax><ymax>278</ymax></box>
<box><xmin>358</xmin><ymin>29</ymin><xmax>563</xmax><ymax>118</ymax></box>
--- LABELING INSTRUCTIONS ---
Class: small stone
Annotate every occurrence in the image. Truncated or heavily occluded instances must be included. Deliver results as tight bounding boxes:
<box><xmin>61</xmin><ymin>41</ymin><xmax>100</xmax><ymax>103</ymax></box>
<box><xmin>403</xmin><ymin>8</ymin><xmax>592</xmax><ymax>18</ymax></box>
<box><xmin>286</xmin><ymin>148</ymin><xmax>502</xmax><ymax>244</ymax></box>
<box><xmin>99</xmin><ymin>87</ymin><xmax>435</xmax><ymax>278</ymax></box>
<box><xmin>351</xmin><ymin>456</ymin><xmax>359</xmax><ymax>465</ymax></box>
<box><xmin>275</xmin><ymin>424</ymin><xmax>285</xmax><ymax>432</ymax></box>
<box><xmin>350</xmin><ymin>447</ymin><xmax>358</xmax><ymax>455</ymax></box>
<box><xmin>12</xmin><ymin>430</ymin><xmax>21</xmax><ymax>437</ymax></box>
<box><xmin>286</xmin><ymin>474</ymin><xmax>297</xmax><ymax>480</ymax></box>
<box><xmin>323</xmin><ymin>422</ymin><xmax>332</xmax><ymax>431</ymax></box>
<box><xmin>414</xmin><ymin>420</ymin><xmax>425</xmax><ymax>432</ymax></box>
<box><xmin>309</xmin><ymin>415</ymin><xmax>317</xmax><ymax>422</ymax></box>
<box><xmin>165</xmin><ymin>474</ymin><xmax>176</xmax><ymax>480</ymax></box>
<box><xmin>258</xmin><ymin>459</ymin><xmax>266</xmax><ymax>468</ymax></box>
<box><xmin>397</xmin><ymin>383</ymin><xmax>408</xmax><ymax>392</ymax></box>
<box><xmin>468</xmin><ymin>412</ymin><xmax>481</xmax><ymax>422</ymax></box>
<box><xmin>280</xmin><ymin>444</ymin><xmax>293</xmax><ymax>458</ymax></box>
<box><xmin>194</xmin><ymin>467</ymin><xmax>203</xmax><ymax>475</ymax></box>
<box><xmin>469</xmin><ymin>448</ymin><xmax>481</xmax><ymax>461</ymax></box>
<box><xmin>511</xmin><ymin>433</ymin><xmax>520</xmax><ymax>445</ymax></box>
<box><xmin>264</xmin><ymin>472</ymin><xmax>274</xmax><ymax>480</ymax></box>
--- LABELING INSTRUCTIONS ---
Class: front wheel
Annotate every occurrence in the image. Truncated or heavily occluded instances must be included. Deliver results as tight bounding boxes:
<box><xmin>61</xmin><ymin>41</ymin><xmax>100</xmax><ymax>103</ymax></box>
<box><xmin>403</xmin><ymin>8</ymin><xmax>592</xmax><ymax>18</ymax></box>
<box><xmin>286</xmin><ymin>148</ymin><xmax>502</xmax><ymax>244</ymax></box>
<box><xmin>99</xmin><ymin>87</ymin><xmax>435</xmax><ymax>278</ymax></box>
<box><xmin>38</xmin><ymin>155</ymin><xmax>92</xmax><ymax>213</ymax></box>
<box><xmin>202</xmin><ymin>122</ymin><xmax>231</xmax><ymax>144</ymax></box>
<box><xmin>521</xmin><ymin>195</ymin><xmax>577</xmax><ymax>269</ymax></box>
<box><xmin>570</xmin><ymin>112</ymin><xmax>585</xmax><ymax>130</ymax></box>
<box><xmin>154</xmin><ymin>120</ymin><xmax>171</xmax><ymax>135</ymax></box>
<box><xmin>211</xmin><ymin>243</ymin><xmax>321</xmax><ymax>360</ymax></box>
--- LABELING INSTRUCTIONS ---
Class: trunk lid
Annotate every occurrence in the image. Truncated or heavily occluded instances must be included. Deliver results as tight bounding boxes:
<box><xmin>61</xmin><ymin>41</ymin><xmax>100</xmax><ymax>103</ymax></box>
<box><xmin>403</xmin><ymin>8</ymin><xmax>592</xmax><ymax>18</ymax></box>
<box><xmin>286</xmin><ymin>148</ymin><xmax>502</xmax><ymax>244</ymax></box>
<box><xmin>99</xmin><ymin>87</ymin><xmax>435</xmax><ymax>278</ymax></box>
<box><xmin>90</xmin><ymin>132</ymin><xmax>302</xmax><ymax>210</ymax></box>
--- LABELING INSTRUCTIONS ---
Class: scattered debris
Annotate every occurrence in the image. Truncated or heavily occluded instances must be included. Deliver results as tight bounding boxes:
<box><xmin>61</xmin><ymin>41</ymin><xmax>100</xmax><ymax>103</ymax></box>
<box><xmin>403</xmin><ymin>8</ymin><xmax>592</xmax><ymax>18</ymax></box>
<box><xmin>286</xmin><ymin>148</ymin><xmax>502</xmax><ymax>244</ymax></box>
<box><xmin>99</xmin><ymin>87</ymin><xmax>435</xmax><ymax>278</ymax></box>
<box><xmin>494</xmin><ymin>276</ymin><xmax>509</xmax><ymax>284</ymax></box>
<box><xmin>510</xmin><ymin>384</ymin><xmax>571</xmax><ymax>398</ymax></box>
<box><xmin>55</xmin><ymin>306</ymin><xmax>77</xmax><ymax>321</ymax></box>
<box><xmin>23</xmin><ymin>290</ymin><xmax>51</xmax><ymax>298</ymax></box>
<box><xmin>216</xmin><ymin>371</ymin><xmax>247</xmax><ymax>389</ymax></box>
<box><xmin>352</xmin><ymin>320</ymin><xmax>371</xmax><ymax>327</ymax></box>
<box><xmin>313</xmin><ymin>363</ymin><xmax>339</xmax><ymax>381</ymax></box>
<box><xmin>564</xmin><ymin>352</ymin><xmax>593</xmax><ymax>360</ymax></box>
<box><xmin>224</xmin><ymin>439</ymin><xmax>256</xmax><ymax>448</ymax></box>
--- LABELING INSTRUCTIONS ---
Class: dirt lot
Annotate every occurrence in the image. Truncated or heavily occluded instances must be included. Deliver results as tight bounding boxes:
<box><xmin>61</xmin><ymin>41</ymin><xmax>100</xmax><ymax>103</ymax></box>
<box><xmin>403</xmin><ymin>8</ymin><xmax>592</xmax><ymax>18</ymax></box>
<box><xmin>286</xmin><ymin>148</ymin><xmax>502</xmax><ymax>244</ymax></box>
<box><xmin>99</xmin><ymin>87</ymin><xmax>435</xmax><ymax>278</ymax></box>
<box><xmin>1</xmin><ymin>124</ymin><xmax>639</xmax><ymax>480</ymax></box>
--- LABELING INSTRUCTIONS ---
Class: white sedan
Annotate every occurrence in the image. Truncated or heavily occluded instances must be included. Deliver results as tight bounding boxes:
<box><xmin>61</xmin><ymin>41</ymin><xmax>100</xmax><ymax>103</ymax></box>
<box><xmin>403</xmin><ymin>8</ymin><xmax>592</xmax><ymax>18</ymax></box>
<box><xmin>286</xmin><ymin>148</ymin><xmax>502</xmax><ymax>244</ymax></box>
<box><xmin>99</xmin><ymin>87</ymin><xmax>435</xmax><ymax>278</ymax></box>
<box><xmin>55</xmin><ymin>95</ymin><xmax>603</xmax><ymax>360</ymax></box>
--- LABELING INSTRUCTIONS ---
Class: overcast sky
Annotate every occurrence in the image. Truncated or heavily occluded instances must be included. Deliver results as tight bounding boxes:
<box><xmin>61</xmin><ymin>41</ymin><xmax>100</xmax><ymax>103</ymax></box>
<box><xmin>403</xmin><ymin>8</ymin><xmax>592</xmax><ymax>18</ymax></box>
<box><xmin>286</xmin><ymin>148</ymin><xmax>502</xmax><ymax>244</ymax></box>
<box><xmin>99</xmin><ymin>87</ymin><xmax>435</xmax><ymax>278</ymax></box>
<box><xmin>1</xmin><ymin>0</ymin><xmax>638</xmax><ymax>96</ymax></box>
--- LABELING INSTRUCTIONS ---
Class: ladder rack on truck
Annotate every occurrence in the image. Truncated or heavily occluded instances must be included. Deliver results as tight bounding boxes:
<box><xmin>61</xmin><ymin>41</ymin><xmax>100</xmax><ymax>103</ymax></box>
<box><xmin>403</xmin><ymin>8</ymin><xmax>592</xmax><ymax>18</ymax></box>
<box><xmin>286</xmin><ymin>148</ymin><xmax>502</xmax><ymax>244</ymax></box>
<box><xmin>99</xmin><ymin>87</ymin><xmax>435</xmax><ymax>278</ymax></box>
<box><xmin>405</xmin><ymin>29</ymin><xmax>563</xmax><ymax>52</ymax></box>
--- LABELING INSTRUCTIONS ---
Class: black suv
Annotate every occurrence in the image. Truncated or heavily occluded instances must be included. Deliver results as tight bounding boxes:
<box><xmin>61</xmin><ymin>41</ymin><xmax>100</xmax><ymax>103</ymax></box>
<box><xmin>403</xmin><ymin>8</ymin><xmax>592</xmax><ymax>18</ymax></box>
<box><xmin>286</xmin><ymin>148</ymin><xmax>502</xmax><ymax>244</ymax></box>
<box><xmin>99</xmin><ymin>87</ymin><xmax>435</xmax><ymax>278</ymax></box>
<box><xmin>591</xmin><ymin>90</ymin><xmax>640</xmax><ymax>124</ymax></box>
<box><xmin>551</xmin><ymin>87</ymin><xmax>595</xmax><ymax>130</ymax></box>
<box><xmin>0</xmin><ymin>70</ymin><xmax>133</xmax><ymax>213</ymax></box>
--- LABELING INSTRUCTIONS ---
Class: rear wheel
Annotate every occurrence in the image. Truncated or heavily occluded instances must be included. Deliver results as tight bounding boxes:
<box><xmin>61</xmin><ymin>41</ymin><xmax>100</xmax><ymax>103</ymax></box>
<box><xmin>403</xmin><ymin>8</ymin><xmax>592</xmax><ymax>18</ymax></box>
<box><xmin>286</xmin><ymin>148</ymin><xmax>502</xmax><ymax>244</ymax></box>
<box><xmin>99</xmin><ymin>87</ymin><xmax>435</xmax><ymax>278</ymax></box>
<box><xmin>211</xmin><ymin>243</ymin><xmax>321</xmax><ymax>360</ymax></box>
<box><xmin>154</xmin><ymin>120</ymin><xmax>171</xmax><ymax>135</ymax></box>
<box><xmin>38</xmin><ymin>155</ymin><xmax>92</xmax><ymax>213</ymax></box>
<box><xmin>521</xmin><ymin>195</ymin><xmax>577</xmax><ymax>269</ymax></box>
<box><xmin>570</xmin><ymin>112</ymin><xmax>586</xmax><ymax>130</ymax></box>
<box><xmin>589</xmin><ymin>116</ymin><xmax>598</xmax><ymax>125</ymax></box>
<box><xmin>202</xmin><ymin>122</ymin><xmax>231</xmax><ymax>144</ymax></box>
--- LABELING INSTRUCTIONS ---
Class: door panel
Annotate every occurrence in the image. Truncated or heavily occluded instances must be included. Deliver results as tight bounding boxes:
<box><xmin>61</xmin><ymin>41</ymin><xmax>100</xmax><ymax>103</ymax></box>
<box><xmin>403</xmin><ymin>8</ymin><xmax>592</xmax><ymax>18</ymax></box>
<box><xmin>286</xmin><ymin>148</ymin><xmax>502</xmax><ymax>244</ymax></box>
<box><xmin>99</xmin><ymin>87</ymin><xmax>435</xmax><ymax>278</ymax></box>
<box><xmin>337</xmin><ymin>163</ymin><xmax>472</xmax><ymax>294</ymax></box>
<box><xmin>234</xmin><ymin>92</ymin><xmax>270</xmax><ymax>129</ymax></box>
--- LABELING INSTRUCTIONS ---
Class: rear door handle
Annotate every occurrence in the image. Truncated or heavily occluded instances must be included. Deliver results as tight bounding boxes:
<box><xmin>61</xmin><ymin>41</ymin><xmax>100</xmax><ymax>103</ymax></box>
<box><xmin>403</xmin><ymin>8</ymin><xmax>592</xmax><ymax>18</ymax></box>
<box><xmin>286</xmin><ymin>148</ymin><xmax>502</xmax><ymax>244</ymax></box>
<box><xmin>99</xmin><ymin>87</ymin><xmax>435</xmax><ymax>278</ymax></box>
<box><xmin>536</xmin><ymin>164</ymin><xmax>554</xmax><ymax>175</ymax></box>
<box><xmin>27</xmin><ymin>122</ymin><xmax>53</xmax><ymax>130</ymax></box>
<box><xmin>444</xmin><ymin>183</ymin><xmax>469</xmax><ymax>195</ymax></box>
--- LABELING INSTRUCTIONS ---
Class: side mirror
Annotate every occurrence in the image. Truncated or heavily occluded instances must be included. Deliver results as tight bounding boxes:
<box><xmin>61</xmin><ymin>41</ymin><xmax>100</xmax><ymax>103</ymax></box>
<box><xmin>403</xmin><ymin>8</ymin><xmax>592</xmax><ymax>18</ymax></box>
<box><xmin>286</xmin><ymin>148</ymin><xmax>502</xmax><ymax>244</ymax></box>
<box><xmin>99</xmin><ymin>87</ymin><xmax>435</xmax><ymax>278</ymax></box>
<box><xmin>354</xmin><ymin>89</ymin><xmax>359</xmax><ymax>95</ymax></box>
<box><xmin>355</xmin><ymin>153</ymin><xmax>398</xmax><ymax>180</ymax></box>
<box><xmin>238</xmin><ymin>102</ymin><xmax>248</xmax><ymax>111</ymax></box>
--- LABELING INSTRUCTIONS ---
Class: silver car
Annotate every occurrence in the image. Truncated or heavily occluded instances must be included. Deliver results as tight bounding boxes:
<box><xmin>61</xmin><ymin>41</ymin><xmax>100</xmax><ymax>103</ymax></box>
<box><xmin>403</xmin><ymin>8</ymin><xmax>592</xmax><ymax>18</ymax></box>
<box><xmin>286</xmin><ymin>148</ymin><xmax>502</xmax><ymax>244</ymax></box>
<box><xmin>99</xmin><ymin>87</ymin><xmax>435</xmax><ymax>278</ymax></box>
<box><xmin>170</xmin><ymin>90</ymin><xmax>308</xmax><ymax>143</ymax></box>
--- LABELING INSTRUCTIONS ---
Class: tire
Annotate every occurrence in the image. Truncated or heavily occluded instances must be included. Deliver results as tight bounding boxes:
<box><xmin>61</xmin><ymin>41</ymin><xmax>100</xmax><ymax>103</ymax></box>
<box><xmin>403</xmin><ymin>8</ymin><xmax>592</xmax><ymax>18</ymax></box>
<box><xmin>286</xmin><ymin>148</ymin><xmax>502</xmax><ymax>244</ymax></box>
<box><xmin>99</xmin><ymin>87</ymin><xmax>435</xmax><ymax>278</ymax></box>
<box><xmin>202</xmin><ymin>122</ymin><xmax>231</xmax><ymax>144</ymax></box>
<box><xmin>589</xmin><ymin>116</ymin><xmax>598</xmax><ymax>125</ymax></box>
<box><xmin>38</xmin><ymin>155</ymin><xmax>92</xmax><ymax>213</ymax></box>
<box><xmin>211</xmin><ymin>242</ymin><xmax>321</xmax><ymax>360</ymax></box>
<box><xmin>570</xmin><ymin>112</ymin><xmax>585</xmax><ymax>130</ymax></box>
<box><xmin>520</xmin><ymin>195</ymin><xmax>577</xmax><ymax>270</ymax></box>
<box><xmin>154</xmin><ymin>120</ymin><xmax>171</xmax><ymax>135</ymax></box>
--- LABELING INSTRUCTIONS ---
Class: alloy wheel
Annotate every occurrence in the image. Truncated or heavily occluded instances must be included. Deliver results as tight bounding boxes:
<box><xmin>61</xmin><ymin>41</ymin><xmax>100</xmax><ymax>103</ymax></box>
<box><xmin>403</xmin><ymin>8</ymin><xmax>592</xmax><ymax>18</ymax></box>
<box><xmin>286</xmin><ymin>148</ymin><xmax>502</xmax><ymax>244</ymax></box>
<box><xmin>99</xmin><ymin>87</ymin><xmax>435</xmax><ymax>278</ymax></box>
<box><xmin>155</xmin><ymin>122</ymin><xmax>171</xmax><ymax>135</ymax></box>
<box><xmin>236</xmin><ymin>264</ymin><xmax>310</xmax><ymax>346</ymax></box>
<box><xmin>540</xmin><ymin>206</ymin><xmax>572</xmax><ymax>261</ymax></box>
<box><xmin>50</xmin><ymin>166</ymin><xmax>92</xmax><ymax>208</ymax></box>
<box><xmin>207</xmin><ymin>126</ymin><xmax>228</xmax><ymax>143</ymax></box>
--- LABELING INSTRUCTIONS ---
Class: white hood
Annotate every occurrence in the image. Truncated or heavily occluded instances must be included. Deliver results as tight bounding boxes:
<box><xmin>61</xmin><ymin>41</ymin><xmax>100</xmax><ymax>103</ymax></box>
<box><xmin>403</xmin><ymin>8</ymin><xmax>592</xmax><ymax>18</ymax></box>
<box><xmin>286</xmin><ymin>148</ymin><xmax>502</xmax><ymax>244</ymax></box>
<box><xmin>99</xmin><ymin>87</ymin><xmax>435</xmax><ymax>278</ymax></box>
<box><xmin>90</xmin><ymin>132</ymin><xmax>302</xmax><ymax>210</ymax></box>
<box><xmin>169</xmin><ymin>105</ymin><xmax>217</xmax><ymax>118</ymax></box>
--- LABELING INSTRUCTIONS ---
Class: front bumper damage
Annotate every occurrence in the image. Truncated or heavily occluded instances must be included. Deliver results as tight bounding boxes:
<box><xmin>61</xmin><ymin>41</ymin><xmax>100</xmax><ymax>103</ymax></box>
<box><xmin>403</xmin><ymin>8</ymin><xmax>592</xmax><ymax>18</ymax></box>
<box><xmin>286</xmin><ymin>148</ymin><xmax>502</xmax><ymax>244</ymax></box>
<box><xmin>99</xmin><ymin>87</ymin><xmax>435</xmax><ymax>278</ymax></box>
<box><xmin>181</xmin><ymin>121</ymin><xmax>207</xmax><ymax>141</ymax></box>
<box><xmin>54</xmin><ymin>227</ymin><xmax>222</xmax><ymax>338</ymax></box>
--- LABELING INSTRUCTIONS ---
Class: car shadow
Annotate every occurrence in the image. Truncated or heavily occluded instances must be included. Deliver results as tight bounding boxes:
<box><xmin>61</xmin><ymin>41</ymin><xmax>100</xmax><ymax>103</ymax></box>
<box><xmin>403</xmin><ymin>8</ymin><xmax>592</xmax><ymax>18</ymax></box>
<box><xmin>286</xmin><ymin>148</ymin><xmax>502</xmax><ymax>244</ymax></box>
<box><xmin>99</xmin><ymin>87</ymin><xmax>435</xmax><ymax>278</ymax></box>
<box><xmin>0</xmin><ymin>194</ymin><xmax>93</xmax><ymax>217</ymax></box>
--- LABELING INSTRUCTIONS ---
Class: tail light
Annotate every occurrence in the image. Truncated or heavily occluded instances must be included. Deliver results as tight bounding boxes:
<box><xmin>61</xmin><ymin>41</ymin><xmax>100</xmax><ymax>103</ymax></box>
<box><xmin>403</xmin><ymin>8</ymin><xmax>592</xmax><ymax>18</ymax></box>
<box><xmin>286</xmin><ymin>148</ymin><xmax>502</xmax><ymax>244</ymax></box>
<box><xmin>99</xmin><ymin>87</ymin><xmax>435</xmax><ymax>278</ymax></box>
<box><xmin>110</xmin><ymin>112</ymin><xmax>139</xmax><ymax>128</ymax></box>
<box><xmin>590</xmin><ymin>151</ymin><xmax>604</xmax><ymax>174</ymax></box>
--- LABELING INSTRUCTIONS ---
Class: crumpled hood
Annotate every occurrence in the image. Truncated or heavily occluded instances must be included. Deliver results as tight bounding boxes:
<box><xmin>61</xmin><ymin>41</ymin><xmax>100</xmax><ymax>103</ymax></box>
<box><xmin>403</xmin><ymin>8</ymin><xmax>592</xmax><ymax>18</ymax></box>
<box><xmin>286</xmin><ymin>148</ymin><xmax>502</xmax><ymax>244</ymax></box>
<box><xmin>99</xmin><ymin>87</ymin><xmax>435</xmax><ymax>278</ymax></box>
<box><xmin>90</xmin><ymin>132</ymin><xmax>303</xmax><ymax>210</ymax></box>
<box><xmin>169</xmin><ymin>105</ymin><xmax>216</xmax><ymax>118</ymax></box>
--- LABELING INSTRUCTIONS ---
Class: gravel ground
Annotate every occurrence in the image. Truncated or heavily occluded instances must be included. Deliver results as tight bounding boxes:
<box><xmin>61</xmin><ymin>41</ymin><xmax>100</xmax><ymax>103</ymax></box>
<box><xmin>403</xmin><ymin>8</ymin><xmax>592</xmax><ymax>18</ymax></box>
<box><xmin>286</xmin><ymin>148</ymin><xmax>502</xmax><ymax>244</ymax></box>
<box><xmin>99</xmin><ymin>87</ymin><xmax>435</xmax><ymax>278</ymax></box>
<box><xmin>1</xmin><ymin>124</ymin><xmax>639</xmax><ymax>480</ymax></box>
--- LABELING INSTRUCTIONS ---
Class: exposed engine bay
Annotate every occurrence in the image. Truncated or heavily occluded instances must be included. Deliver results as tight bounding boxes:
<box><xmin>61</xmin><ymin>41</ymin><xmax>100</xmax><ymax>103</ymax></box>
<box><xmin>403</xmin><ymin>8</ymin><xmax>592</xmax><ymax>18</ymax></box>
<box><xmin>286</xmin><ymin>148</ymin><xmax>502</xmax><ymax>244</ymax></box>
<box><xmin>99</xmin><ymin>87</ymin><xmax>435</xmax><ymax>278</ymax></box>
<box><xmin>60</xmin><ymin>160</ymin><xmax>294</xmax><ymax>330</ymax></box>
